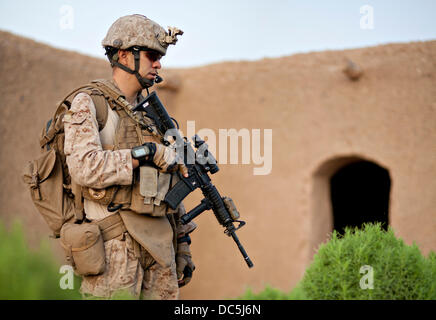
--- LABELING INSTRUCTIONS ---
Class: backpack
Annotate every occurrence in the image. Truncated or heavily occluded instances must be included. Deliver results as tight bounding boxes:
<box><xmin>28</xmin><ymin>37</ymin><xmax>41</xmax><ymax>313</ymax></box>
<box><xmin>22</xmin><ymin>81</ymin><xmax>113</xmax><ymax>238</ymax></box>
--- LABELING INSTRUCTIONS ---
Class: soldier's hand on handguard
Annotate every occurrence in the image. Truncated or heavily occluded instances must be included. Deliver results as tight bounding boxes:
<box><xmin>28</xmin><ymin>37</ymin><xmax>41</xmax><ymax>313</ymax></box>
<box><xmin>131</xmin><ymin>142</ymin><xmax>188</xmax><ymax>177</ymax></box>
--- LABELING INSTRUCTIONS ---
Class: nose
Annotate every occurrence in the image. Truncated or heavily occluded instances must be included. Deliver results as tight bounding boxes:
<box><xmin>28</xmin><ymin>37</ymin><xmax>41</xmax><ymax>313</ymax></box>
<box><xmin>153</xmin><ymin>60</ymin><xmax>161</xmax><ymax>70</ymax></box>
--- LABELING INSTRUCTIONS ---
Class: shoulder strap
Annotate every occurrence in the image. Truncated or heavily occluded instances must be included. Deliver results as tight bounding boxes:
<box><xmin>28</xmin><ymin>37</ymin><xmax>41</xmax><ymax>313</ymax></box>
<box><xmin>39</xmin><ymin>83</ymin><xmax>113</xmax><ymax>149</ymax></box>
<box><xmin>67</xmin><ymin>85</ymin><xmax>110</xmax><ymax>132</ymax></box>
<box><xmin>90</xmin><ymin>80</ymin><xmax>157</xmax><ymax>130</ymax></box>
<box><xmin>90</xmin><ymin>79</ymin><xmax>124</xmax><ymax>109</ymax></box>
<box><xmin>87</xmin><ymin>89</ymin><xmax>109</xmax><ymax>132</ymax></box>
<box><xmin>39</xmin><ymin>84</ymin><xmax>92</xmax><ymax>148</ymax></box>
<box><xmin>68</xmin><ymin>86</ymin><xmax>110</xmax><ymax>132</ymax></box>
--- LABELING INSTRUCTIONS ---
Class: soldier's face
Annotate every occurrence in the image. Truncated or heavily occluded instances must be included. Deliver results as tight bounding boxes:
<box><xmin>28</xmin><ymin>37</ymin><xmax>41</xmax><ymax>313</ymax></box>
<box><xmin>138</xmin><ymin>50</ymin><xmax>162</xmax><ymax>81</ymax></box>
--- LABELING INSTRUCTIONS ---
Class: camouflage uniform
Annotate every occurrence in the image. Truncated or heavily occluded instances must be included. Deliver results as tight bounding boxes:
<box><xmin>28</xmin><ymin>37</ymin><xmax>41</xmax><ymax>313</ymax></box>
<box><xmin>62</xmin><ymin>14</ymin><xmax>191</xmax><ymax>300</ymax></box>
<box><xmin>63</xmin><ymin>87</ymin><xmax>179</xmax><ymax>300</ymax></box>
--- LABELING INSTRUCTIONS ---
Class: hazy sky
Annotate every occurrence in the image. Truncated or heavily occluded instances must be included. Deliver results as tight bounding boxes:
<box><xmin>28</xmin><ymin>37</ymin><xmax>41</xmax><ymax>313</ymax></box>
<box><xmin>0</xmin><ymin>0</ymin><xmax>435</xmax><ymax>68</ymax></box>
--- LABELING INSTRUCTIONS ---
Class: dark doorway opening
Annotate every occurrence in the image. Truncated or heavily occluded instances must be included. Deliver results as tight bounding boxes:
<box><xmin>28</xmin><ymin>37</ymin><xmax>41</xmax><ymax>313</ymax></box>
<box><xmin>330</xmin><ymin>161</ymin><xmax>391</xmax><ymax>234</ymax></box>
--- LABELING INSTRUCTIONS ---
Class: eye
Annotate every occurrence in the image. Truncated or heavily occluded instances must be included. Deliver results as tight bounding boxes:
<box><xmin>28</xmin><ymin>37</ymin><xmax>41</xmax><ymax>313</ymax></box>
<box><xmin>145</xmin><ymin>51</ymin><xmax>162</xmax><ymax>62</ymax></box>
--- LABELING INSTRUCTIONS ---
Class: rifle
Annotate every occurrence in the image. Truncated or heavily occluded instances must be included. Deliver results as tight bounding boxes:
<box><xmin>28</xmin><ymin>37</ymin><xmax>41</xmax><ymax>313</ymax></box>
<box><xmin>133</xmin><ymin>91</ymin><xmax>254</xmax><ymax>269</ymax></box>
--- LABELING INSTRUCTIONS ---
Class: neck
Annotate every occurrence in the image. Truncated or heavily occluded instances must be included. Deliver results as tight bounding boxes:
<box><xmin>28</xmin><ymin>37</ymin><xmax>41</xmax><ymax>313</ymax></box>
<box><xmin>112</xmin><ymin>72</ymin><xmax>140</xmax><ymax>105</ymax></box>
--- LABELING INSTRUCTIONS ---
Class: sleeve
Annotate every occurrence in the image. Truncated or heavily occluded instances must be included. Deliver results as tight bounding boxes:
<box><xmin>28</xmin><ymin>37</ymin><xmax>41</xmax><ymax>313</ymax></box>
<box><xmin>63</xmin><ymin>92</ymin><xmax>133</xmax><ymax>189</ymax></box>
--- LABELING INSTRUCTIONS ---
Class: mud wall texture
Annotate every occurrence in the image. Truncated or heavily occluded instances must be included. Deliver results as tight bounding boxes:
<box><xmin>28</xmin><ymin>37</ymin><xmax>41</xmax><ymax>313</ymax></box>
<box><xmin>1</xmin><ymin>30</ymin><xmax>435</xmax><ymax>299</ymax></box>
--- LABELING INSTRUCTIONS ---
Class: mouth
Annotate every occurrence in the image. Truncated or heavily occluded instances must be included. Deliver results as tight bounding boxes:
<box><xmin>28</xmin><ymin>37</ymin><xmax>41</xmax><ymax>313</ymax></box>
<box><xmin>143</xmin><ymin>73</ymin><xmax>156</xmax><ymax>81</ymax></box>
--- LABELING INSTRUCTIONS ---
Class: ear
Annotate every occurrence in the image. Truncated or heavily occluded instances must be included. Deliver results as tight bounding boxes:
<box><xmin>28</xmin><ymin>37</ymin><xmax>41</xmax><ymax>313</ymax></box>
<box><xmin>117</xmin><ymin>49</ymin><xmax>130</xmax><ymax>65</ymax></box>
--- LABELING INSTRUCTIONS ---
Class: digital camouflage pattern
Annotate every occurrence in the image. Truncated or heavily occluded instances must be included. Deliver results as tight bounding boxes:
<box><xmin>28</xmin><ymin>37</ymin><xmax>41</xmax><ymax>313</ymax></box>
<box><xmin>63</xmin><ymin>89</ymin><xmax>180</xmax><ymax>299</ymax></box>
<box><xmin>101</xmin><ymin>14</ymin><xmax>183</xmax><ymax>55</ymax></box>
<box><xmin>80</xmin><ymin>233</ymin><xmax>179</xmax><ymax>300</ymax></box>
<box><xmin>63</xmin><ymin>92</ymin><xmax>133</xmax><ymax>190</ymax></box>
<box><xmin>141</xmin><ymin>248</ymin><xmax>179</xmax><ymax>300</ymax></box>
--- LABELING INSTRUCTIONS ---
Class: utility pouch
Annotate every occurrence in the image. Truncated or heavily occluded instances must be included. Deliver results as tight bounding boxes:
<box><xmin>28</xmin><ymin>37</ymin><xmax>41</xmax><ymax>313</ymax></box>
<box><xmin>154</xmin><ymin>172</ymin><xmax>171</xmax><ymax>206</ymax></box>
<box><xmin>130</xmin><ymin>166</ymin><xmax>171</xmax><ymax>217</ymax></box>
<box><xmin>130</xmin><ymin>166</ymin><xmax>156</xmax><ymax>214</ymax></box>
<box><xmin>139</xmin><ymin>166</ymin><xmax>158</xmax><ymax>203</ymax></box>
<box><xmin>60</xmin><ymin>222</ymin><xmax>106</xmax><ymax>276</ymax></box>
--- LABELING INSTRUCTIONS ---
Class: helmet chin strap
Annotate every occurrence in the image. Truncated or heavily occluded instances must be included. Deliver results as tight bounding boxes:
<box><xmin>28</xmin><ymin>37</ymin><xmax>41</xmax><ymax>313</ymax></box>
<box><xmin>112</xmin><ymin>47</ymin><xmax>155</xmax><ymax>89</ymax></box>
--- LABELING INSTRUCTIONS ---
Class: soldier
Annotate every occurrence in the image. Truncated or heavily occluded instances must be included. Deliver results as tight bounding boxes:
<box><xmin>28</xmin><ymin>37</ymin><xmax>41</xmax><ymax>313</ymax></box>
<box><xmin>62</xmin><ymin>14</ymin><xmax>196</xmax><ymax>299</ymax></box>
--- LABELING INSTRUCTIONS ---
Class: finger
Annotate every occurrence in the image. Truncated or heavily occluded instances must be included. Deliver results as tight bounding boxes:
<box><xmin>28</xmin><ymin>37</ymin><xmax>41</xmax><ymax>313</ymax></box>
<box><xmin>179</xmin><ymin>164</ymin><xmax>188</xmax><ymax>178</ymax></box>
<box><xmin>178</xmin><ymin>275</ymin><xmax>192</xmax><ymax>288</ymax></box>
<box><xmin>182</xmin><ymin>275</ymin><xmax>192</xmax><ymax>285</ymax></box>
<box><xmin>176</xmin><ymin>258</ymin><xmax>187</xmax><ymax>279</ymax></box>
<box><xmin>182</xmin><ymin>265</ymin><xmax>193</xmax><ymax>285</ymax></box>
<box><xmin>178</xmin><ymin>279</ymin><xmax>186</xmax><ymax>288</ymax></box>
<box><xmin>188</xmin><ymin>260</ymin><xmax>196</xmax><ymax>271</ymax></box>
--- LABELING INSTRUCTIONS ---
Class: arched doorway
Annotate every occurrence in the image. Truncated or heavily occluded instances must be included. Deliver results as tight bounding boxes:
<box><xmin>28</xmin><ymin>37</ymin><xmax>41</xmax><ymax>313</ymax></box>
<box><xmin>330</xmin><ymin>161</ymin><xmax>391</xmax><ymax>234</ymax></box>
<box><xmin>310</xmin><ymin>155</ymin><xmax>392</xmax><ymax>255</ymax></box>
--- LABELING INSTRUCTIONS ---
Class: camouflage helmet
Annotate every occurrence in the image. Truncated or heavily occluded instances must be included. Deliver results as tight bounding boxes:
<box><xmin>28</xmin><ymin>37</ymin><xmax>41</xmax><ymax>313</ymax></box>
<box><xmin>102</xmin><ymin>14</ymin><xmax>183</xmax><ymax>56</ymax></box>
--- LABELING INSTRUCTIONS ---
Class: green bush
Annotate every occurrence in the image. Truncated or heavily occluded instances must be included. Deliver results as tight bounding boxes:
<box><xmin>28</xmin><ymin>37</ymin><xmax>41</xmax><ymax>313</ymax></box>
<box><xmin>238</xmin><ymin>223</ymin><xmax>436</xmax><ymax>300</ymax></box>
<box><xmin>301</xmin><ymin>223</ymin><xmax>436</xmax><ymax>299</ymax></box>
<box><xmin>238</xmin><ymin>284</ymin><xmax>307</xmax><ymax>300</ymax></box>
<box><xmin>0</xmin><ymin>220</ymin><xmax>82</xmax><ymax>299</ymax></box>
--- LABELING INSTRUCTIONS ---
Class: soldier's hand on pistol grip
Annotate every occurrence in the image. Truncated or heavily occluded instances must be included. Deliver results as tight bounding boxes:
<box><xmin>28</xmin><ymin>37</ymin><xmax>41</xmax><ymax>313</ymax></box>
<box><xmin>176</xmin><ymin>242</ymin><xmax>195</xmax><ymax>287</ymax></box>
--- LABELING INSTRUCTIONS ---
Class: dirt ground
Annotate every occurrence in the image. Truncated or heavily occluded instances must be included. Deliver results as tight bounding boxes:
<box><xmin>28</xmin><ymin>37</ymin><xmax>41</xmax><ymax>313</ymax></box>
<box><xmin>1</xmin><ymin>30</ymin><xmax>435</xmax><ymax>299</ymax></box>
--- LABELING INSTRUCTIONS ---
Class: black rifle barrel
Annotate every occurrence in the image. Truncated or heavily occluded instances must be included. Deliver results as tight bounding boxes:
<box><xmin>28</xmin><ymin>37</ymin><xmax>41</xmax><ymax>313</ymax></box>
<box><xmin>229</xmin><ymin>229</ymin><xmax>254</xmax><ymax>268</ymax></box>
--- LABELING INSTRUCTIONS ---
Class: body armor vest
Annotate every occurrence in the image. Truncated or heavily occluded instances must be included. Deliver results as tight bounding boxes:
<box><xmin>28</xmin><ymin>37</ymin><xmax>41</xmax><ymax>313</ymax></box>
<box><xmin>79</xmin><ymin>79</ymin><xmax>179</xmax><ymax>217</ymax></box>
